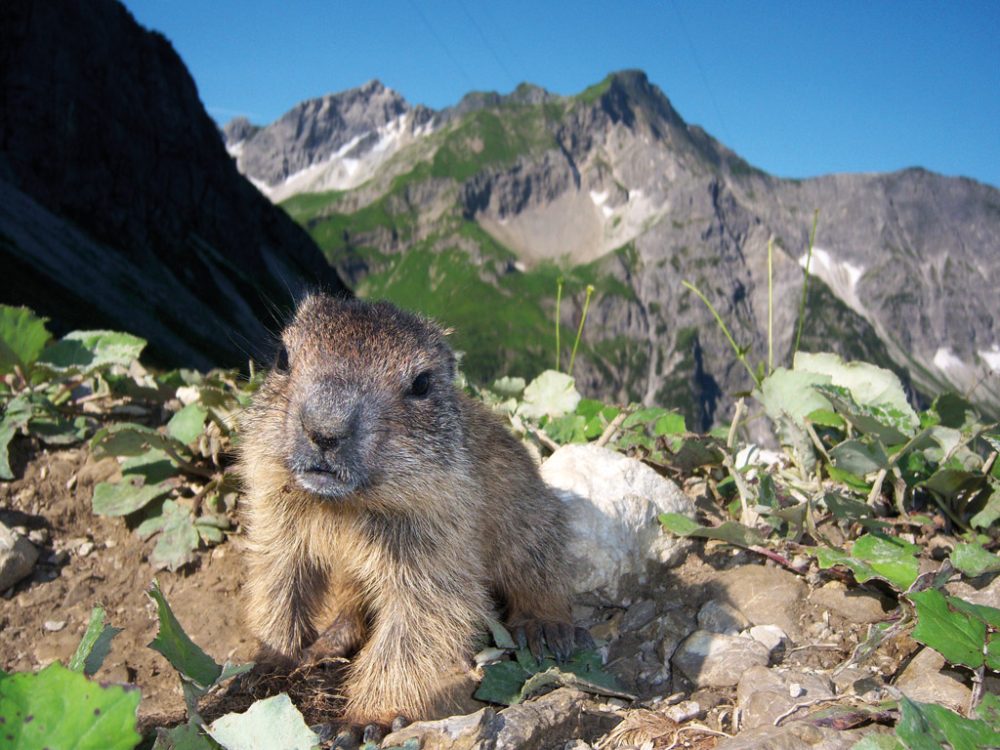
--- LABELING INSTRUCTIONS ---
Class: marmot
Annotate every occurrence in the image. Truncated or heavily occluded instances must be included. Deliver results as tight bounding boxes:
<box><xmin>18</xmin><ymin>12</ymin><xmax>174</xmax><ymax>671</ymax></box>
<box><xmin>238</xmin><ymin>294</ymin><xmax>575</xmax><ymax>727</ymax></box>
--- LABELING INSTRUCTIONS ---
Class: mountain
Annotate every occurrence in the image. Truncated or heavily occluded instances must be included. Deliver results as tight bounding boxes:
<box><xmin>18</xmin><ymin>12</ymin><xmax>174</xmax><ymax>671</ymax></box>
<box><xmin>224</xmin><ymin>71</ymin><xmax>1000</xmax><ymax>427</ymax></box>
<box><xmin>0</xmin><ymin>0</ymin><xmax>348</xmax><ymax>369</ymax></box>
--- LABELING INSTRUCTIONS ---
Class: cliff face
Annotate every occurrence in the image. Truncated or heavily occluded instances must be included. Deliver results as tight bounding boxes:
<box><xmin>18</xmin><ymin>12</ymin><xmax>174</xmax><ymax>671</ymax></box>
<box><xmin>0</xmin><ymin>0</ymin><xmax>348</xmax><ymax>368</ymax></box>
<box><xmin>226</xmin><ymin>71</ymin><xmax>1000</xmax><ymax>424</ymax></box>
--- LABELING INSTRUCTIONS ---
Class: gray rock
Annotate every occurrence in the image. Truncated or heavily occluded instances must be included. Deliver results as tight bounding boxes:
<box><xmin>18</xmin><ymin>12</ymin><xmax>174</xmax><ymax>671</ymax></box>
<box><xmin>895</xmin><ymin>647</ymin><xmax>971</xmax><ymax>712</ymax></box>
<box><xmin>0</xmin><ymin>523</ymin><xmax>38</xmax><ymax>592</ymax></box>
<box><xmin>381</xmin><ymin>689</ymin><xmax>617</xmax><ymax>750</ymax></box>
<box><xmin>748</xmin><ymin>625</ymin><xmax>787</xmax><ymax>654</ymax></box>
<box><xmin>712</xmin><ymin>566</ymin><xmax>808</xmax><ymax>641</ymax></box>
<box><xmin>381</xmin><ymin>708</ymin><xmax>493</xmax><ymax>750</ymax></box>
<box><xmin>809</xmin><ymin>581</ymin><xmax>894</xmax><ymax>624</ymax></box>
<box><xmin>697</xmin><ymin>600</ymin><xmax>750</xmax><ymax>635</ymax></box>
<box><xmin>541</xmin><ymin>444</ymin><xmax>694</xmax><ymax>605</ymax></box>
<box><xmin>735</xmin><ymin>665</ymin><xmax>834</xmax><ymax>730</ymax></box>
<box><xmin>672</xmin><ymin>630</ymin><xmax>770</xmax><ymax>688</ymax></box>
<box><xmin>946</xmin><ymin>572</ymin><xmax>1000</xmax><ymax>610</ymax></box>
<box><xmin>716</xmin><ymin>722</ymin><xmax>889</xmax><ymax>750</ymax></box>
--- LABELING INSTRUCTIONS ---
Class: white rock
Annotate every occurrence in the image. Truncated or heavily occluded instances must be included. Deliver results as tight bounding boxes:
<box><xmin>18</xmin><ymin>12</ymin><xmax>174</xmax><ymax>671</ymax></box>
<box><xmin>77</xmin><ymin>541</ymin><xmax>95</xmax><ymax>557</ymax></box>
<box><xmin>541</xmin><ymin>444</ymin><xmax>694</xmax><ymax>604</ymax></box>
<box><xmin>44</xmin><ymin>620</ymin><xmax>66</xmax><ymax>632</ymax></box>
<box><xmin>748</xmin><ymin>624</ymin><xmax>787</xmax><ymax>653</ymax></box>
<box><xmin>0</xmin><ymin>523</ymin><xmax>38</xmax><ymax>592</ymax></box>
<box><xmin>672</xmin><ymin>630</ymin><xmax>770</xmax><ymax>688</ymax></box>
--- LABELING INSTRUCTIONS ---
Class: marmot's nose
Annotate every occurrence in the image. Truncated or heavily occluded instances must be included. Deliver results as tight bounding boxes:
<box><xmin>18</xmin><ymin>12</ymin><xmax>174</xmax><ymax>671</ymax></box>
<box><xmin>299</xmin><ymin>401</ymin><xmax>350</xmax><ymax>453</ymax></box>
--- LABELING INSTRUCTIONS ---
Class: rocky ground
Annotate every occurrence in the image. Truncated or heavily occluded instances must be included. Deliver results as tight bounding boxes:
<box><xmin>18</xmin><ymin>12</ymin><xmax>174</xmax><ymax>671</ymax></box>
<box><xmin>2</xmin><ymin>439</ymin><xmax>996</xmax><ymax>749</ymax></box>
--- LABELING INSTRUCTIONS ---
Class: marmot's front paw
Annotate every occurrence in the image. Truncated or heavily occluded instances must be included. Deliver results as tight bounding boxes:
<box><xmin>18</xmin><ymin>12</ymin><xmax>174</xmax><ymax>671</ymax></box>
<box><xmin>511</xmin><ymin>619</ymin><xmax>576</xmax><ymax>662</ymax></box>
<box><xmin>332</xmin><ymin>716</ymin><xmax>409</xmax><ymax>748</ymax></box>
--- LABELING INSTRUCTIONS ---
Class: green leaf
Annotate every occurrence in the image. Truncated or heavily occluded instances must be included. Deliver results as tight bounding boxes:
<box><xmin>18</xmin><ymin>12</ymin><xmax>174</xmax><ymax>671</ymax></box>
<box><xmin>852</xmin><ymin>533</ymin><xmax>919</xmax><ymax>590</ymax></box>
<box><xmin>475</xmin><ymin>660</ymin><xmax>530</xmax><ymax>705</ymax></box>
<box><xmin>145</xmin><ymin>500</ymin><xmax>200</xmax><ymax>572</ymax></box>
<box><xmin>922</xmin><ymin>468</ymin><xmax>985</xmax><ymax>504</ymax></box>
<box><xmin>812</xmin><ymin>534</ymin><xmax>919</xmax><ymax>590</ymax></box>
<box><xmin>756</xmin><ymin>367</ymin><xmax>833</xmax><ymax>424</ymax></box>
<box><xmin>932</xmin><ymin>392</ymin><xmax>979</xmax><ymax>431</ymax></box>
<box><xmin>543</xmin><ymin>414</ymin><xmax>587</xmax><ymax>444</ymax></box>
<box><xmin>951</xmin><ymin>543</ymin><xmax>1000</xmax><ymax>578</ymax></box>
<box><xmin>152</xmin><ymin>722</ymin><xmax>220</xmax><ymax>750</ymax></box>
<box><xmin>897</xmin><ymin>696</ymin><xmax>1000</xmax><ymax>750</ymax></box>
<box><xmin>975</xmin><ymin>692</ymin><xmax>1000</xmax><ymax>728</ymax></box>
<box><xmin>122</xmin><ymin>449</ymin><xmax>179</xmax><ymax>485</ymax></box>
<box><xmin>147</xmin><ymin>580</ymin><xmax>222</xmax><ymax>688</ymax></box>
<box><xmin>90</xmin><ymin>422</ymin><xmax>176</xmax><ymax>459</ymax></box>
<box><xmin>658</xmin><ymin>513</ymin><xmax>764</xmax><ymax>547</ymax></box>
<box><xmin>970</xmin><ymin>481</ymin><xmax>1000</xmax><ymax>529</ymax></box>
<box><xmin>36</xmin><ymin>330</ymin><xmax>146</xmax><ymax>374</ymax></box>
<box><xmin>92</xmin><ymin>477</ymin><xmax>173</xmax><ymax>517</ymax></box>
<box><xmin>910</xmin><ymin>589</ymin><xmax>986</xmax><ymax>669</ymax></box>
<box><xmin>0</xmin><ymin>305</ymin><xmax>51</xmax><ymax>375</ymax></box>
<box><xmin>68</xmin><ymin>606</ymin><xmax>122</xmax><ymax>676</ymax></box>
<box><xmin>826</xmin><ymin>465</ymin><xmax>871</xmax><ymax>493</ymax></box>
<box><xmin>824</xmin><ymin>492</ymin><xmax>873</xmax><ymax>522</ymax></box>
<box><xmin>486</xmin><ymin>618</ymin><xmax>517</xmax><ymax>650</ymax></box>
<box><xmin>831</xmin><ymin>439</ymin><xmax>888</xmax><ymax>475</ymax></box>
<box><xmin>0</xmin><ymin>662</ymin><xmax>140</xmax><ymax>750</ymax></box>
<box><xmin>517</xmin><ymin>370</ymin><xmax>581</xmax><ymax>420</ymax></box>
<box><xmin>167</xmin><ymin>404</ymin><xmax>209</xmax><ymax>446</ymax></box>
<box><xmin>653</xmin><ymin>412</ymin><xmax>686</xmax><ymax>436</ymax></box>
<box><xmin>945</xmin><ymin>596</ymin><xmax>1000</xmax><ymax>629</ymax></box>
<box><xmin>0</xmin><ymin>395</ymin><xmax>32</xmax><ymax>480</ymax></box>
<box><xmin>807</xmin><ymin>409</ymin><xmax>846</xmax><ymax>429</ymax></box>
<box><xmin>30</xmin><ymin>414</ymin><xmax>90</xmax><ymax>446</ymax></box>
<box><xmin>794</xmin><ymin>352</ymin><xmax>918</xmax><ymax>432</ymax></box>
<box><xmin>206</xmin><ymin>693</ymin><xmax>320</xmax><ymax>750</ymax></box>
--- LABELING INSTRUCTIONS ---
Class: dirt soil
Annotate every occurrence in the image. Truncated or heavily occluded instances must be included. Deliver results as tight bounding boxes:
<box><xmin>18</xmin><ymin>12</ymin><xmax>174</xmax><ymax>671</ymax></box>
<box><xmin>0</xmin><ymin>445</ymin><xmax>255</xmax><ymax>730</ymax></box>
<box><xmin>1</xmin><ymin>442</ymin><xmax>912</xmax><ymax>747</ymax></box>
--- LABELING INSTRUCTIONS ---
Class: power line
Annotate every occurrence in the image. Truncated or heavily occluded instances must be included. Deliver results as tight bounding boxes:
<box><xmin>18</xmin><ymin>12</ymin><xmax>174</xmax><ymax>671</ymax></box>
<box><xmin>408</xmin><ymin>0</ymin><xmax>477</xmax><ymax>91</ymax></box>
<box><xmin>670</xmin><ymin>0</ymin><xmax>734</xmax><ymax>146</ymax></box>
<box><xmin>457</xmin><ymin>0</ymin><xmax>518</xmax><ymax>91</ymax></box>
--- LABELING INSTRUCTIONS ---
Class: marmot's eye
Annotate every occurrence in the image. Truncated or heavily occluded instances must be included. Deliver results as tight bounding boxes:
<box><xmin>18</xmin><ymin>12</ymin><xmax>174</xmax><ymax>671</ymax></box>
<box><xmin>274</xmin><ymin>345</ymin><xmax>290</xmax><ymax>372</ymax></box>
<box><xmin>409</xmin><ymin>372</ymin><xmax>431</xmax><ymax>398</ymax></box>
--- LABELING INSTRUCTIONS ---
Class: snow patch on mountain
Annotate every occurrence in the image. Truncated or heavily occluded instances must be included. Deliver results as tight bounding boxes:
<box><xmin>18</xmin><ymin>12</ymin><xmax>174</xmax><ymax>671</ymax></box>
<box><xmin>800</xmin><ymin>247</ymin><xmax>866</xmax><ymax>315</ymax></box>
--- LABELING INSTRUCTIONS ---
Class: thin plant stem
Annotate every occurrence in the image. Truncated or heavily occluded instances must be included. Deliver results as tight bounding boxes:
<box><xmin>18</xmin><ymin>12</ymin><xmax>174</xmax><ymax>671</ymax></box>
<box><xmin>555</xmin><ymin>277</ymin><xmax>564</xmax><ymax>372</ymax></box>
<box><xmin>568</xmin><ymin>284</ymin><xmax>595</xmax><ymax>375</ymax></box>
<box><xmin>682</xmin><ymin>280</ymin><xmax>760</xmax><ymax>388</ymax></box>
<box><xmin>793</xmin><ymin>209</ymin><xmax>820</xmax><ymax>357</ymax></box>
<box><xmin>767</xmin><ymin>237</ymin><xmax>774</xmax><ymax>375</ymax></box>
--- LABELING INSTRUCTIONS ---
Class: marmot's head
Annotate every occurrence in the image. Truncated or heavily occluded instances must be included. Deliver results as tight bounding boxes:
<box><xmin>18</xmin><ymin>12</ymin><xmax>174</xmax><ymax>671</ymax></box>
<box><xmin>256</xmin><ymin>294</ymin><xmax>464</xmax><ymax>501</ymax></box>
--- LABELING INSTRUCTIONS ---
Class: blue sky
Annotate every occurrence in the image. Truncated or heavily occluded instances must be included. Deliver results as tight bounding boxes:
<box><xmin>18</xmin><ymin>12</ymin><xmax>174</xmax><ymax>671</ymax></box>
<box><xmin>123</xmin><ymin>0</ymin><xmax>1000</xmax><ymax>188</ymax></box>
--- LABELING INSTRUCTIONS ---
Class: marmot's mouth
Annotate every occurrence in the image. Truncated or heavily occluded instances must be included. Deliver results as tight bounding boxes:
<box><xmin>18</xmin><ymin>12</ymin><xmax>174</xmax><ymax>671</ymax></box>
<box><xmin>295</xmin><ymin>465</ymin><xmax>360</xmax><ymax>498</ymax></box>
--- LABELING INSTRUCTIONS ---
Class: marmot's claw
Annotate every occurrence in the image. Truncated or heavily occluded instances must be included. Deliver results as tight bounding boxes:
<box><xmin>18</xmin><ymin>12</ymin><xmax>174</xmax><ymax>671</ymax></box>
<box><xmin>513</xmin><ymin>624</ymin><xmax>528</xmax><ymax>651</ymax></box>
<box><xmin>544</xmin><ymin>622</ymin><xmax>576</xmax><ymax>662</ymax></box>
<box><xmin>574</xmin><ymin>625</ymin><xmax>596</xmax><ymax>651</ymax></box>
<box><xmin>391</xmin><ymin>715</ymin><xmax>410</xmax><ymax>732</ymax></box>
<box><xmin>513</xmin><ymin>619</ymin><xmax>577</xmax><ymax>661</ymax></box>
<box><xmin>332</xmin><ymin>729</ymin><xmax>359</xmax><ymax>749</ymax></box>
<box><xmin>362</xmin><ymin>724</ymin><xmax>384</xmax><ymax>744</ymax></box>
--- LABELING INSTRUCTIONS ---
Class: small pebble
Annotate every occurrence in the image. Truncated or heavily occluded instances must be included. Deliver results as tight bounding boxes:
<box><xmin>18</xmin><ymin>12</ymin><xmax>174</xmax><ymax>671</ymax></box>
<box><xmin>44</xmin><ymin>620</ymin><xmax>67</xmax><ymax>632</ymax></box>
<box><xmin>28</xmin><ymin>528</ymin><xmax>50</xmax><ymax>545</ymax></box>
<box><xmin>789</xmin><ymin>682</ymin><xmax>803</xmax><ymax>698</ymax></box>
<box><xmin>77</xmin><ymin>541</ymin><xmax>95</xmax><ymax>557</ymax></box>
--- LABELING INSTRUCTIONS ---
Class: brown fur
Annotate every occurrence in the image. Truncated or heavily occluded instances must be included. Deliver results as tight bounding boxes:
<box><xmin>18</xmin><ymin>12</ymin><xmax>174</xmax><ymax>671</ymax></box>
<box><xmin>238</xmin><ymin>294</ymin><xmax>573</xmax><ymax>726</ymax></box>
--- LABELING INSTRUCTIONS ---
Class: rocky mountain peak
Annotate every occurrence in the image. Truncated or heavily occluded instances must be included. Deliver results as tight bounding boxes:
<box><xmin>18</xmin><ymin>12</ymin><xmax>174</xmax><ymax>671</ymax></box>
<box><xmin>226</xmin><ymin>80</ymin><xmax>434</xmax><ymax>199</ymax></box>
<box><xmin>594</xmin><ymin>69</ymin><xmax>687</xmax><ymax>136</ymax></box>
